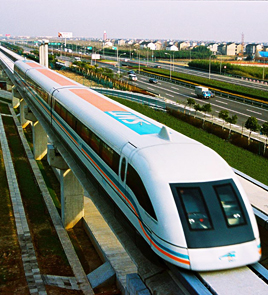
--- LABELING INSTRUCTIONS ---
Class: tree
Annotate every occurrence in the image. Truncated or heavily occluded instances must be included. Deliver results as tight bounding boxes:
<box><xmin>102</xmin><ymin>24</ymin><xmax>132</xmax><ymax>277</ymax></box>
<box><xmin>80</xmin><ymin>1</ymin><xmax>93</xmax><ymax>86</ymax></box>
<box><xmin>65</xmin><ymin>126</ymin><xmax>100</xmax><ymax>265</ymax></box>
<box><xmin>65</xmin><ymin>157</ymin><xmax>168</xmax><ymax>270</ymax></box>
<box><xmin>201</xmin><ymin>103</ymin><xmax>212</xmax><ymax>127</ymax></box>
<box><xmin>245</xmin><ymin>116</ymin><xmax>260</xmax><ymax>142</ymax></box>
<box><xmin>193</xmin><ymin>103</ymin><xmax>202</xmax><ymax>117</ymax></box>
<box><xmin>218</xmin><ymin>110</ymin><xmax>229</xmax><ymax>129</ymax></box>
<box><xmin>184</xmin><ymin>98</ymin><xmax>196</xmax><ymax>114</ymax></box>
<box><xmin>260</xmin><ymin>122</ymin><xmax>268</xmax><ymax>154</ymax></box>
<box><xmin>226</xmin><ymin>115</ymin><xmax>238</xmax><ymax>137</ymax></box>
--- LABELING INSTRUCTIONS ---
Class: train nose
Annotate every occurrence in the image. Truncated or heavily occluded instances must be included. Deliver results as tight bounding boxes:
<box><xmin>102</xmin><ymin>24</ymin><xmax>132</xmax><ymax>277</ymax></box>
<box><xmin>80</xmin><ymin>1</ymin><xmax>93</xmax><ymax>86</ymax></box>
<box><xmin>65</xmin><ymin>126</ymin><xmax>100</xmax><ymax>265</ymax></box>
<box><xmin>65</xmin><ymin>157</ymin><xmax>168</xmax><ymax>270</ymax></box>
<box><xmin>187</xmin><ymin>239</ymin><xmax>261</xmax><ymax>271</ymax></box>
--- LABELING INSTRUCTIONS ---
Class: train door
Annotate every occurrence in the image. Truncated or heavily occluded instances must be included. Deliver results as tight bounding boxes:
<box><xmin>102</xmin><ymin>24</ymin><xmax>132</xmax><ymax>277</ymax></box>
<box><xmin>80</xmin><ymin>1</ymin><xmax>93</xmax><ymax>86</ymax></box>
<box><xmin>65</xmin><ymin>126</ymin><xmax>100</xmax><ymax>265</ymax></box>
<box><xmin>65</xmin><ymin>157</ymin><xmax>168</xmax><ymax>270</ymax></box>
<box><xmin>118</xmin><ymin>142</ymin><xmax>137</xmax><ymax>186</ymax></box>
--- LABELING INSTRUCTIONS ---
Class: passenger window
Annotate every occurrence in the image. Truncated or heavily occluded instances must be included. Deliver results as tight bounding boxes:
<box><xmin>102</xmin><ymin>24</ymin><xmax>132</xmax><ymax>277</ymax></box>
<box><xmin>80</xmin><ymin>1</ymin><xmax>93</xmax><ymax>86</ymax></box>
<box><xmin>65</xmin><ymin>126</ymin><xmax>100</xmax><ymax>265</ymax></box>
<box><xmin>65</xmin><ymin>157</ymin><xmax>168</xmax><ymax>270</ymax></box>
<box><xmin>176</xmin><ymin>187</ymin><xmax>212</xmax><ymax>230</ymax></box>
<box><xmin>214</xmin><ymin>184</ymin><xmax>245</xmax><ymax>227</ymax></box>
<box><xmin>91</xmin><ymin>133</ymin><xmax>101</xmax><ymax>155</ymax></box>
<box><xmin>102</xmin><ymin>142</ymin><xmax>114</xmax><ymax>168</ymax></box>
<box><xmin>126</xmin><ymin>164</ymin><xmax>157</xmax><ymax>220</ymax></box>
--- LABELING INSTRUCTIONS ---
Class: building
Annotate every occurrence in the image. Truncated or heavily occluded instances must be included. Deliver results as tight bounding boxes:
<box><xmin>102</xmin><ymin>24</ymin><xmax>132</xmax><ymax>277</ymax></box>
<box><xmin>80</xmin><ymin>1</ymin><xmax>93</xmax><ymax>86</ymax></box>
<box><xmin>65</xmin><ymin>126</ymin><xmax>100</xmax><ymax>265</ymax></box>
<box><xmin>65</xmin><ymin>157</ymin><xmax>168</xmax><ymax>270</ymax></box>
<box><xmin>207</xmin><ymin>43</ymin><xmax>218</xmax><ymax>55</ymax></box>
<box><xmin>103</xmin><ymin>31</ymin><xmax>107</xmax><ymax>41</ymax></box>
<box><xmin>166</xmin><ymin>45</ymin><xmax>178</xmax><ymax>51</ymax></box>
<box><xmin>245</xmin><ymin>43</ymin><xmax>263</xmax><ymax>55</ymax></box>
<box><xmin>218</xmin><ymin>42</ymin><xmax>243</xmax><ymax>56</ymax></box>
<box><xmin>177</xmin><ymin>41</ymin><xmax>189</xmax><ymax>50</ymax></box>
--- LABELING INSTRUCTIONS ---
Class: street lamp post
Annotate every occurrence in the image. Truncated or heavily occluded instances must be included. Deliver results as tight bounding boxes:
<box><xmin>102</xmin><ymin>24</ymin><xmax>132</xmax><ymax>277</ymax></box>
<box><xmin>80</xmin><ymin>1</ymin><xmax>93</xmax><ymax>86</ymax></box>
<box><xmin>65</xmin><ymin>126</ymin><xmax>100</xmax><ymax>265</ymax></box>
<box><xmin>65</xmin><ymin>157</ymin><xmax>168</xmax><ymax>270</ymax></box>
<box><xmin>165</xmin><ymin>52</ymin><xmax>172</xmax><ymax>80</ymax></box>
<box><xmin>263</xmin><ymin>57</ymin><xmax>266</xmax><ymax>81</ymax></box>
<box><xmin>118</xmin><ymin>53</ymin><xmax>126</xmax><ymax>75</ymax></box>
<box><xmin>209</xmin><ymin>55</ymin><xmax>212</xmax><ymax>79</ymax></box>
<box><xmin>172</xmin><ymin>52</ymin><xmax>175</xmax><ymax>72</ymax></box>
<box><xmin>134</xmin><ymin>49</ymin><xmax>141</xmax><ymax>73</ymax></box>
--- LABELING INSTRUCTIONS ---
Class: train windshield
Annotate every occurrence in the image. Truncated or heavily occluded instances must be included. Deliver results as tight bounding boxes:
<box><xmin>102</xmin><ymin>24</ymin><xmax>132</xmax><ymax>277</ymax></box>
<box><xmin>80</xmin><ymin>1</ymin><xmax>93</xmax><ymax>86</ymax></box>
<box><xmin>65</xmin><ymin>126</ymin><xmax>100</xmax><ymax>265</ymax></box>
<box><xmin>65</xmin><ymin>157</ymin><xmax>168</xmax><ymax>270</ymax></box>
<box><xmin>170</xmin><ymin>179</ymin><xmax>254</xmax><ymax>248</ymax></box>
<box><xmin>214</xmin><ymin>183</ymin><xmax>245</xmax><ymax>227</ymax></box>
<box><xmin>177</xmin><ymin>187</ymin><xmax>212</xmax><ymax>230</ymax></box>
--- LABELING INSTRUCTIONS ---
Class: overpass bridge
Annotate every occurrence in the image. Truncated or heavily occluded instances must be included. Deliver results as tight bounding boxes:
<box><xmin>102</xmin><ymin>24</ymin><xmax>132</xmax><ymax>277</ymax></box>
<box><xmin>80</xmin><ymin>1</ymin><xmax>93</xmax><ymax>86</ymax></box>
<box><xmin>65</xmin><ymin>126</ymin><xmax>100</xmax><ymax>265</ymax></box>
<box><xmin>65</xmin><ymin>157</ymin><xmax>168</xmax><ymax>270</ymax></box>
<box><xmin>1</xmin><ymin>45</ymin><xmax>268</xmax><ymax>295</ymax></box>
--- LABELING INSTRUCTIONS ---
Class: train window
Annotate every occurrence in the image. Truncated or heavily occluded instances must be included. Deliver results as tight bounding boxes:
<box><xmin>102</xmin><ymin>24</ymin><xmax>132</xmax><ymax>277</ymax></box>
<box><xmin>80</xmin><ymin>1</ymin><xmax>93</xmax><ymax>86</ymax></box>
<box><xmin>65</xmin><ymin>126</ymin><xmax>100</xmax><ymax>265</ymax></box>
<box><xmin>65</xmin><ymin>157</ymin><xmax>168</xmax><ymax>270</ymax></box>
<box><xmin>126</xmin><ymin>164</ymin><xmax>157</xmax><ymax>220</ymax></box>
<box><xmin>214</xmin><ymin>184</ymin><xmax>246</xmax><ymax>227</ymax></box>
<box><xmin>177</xmin><ymin>187</ymin><xmax>212</xmax><ymax>230</ymax></box>
<box><xmin>54</xmin><ymin>101</ymin><xmax>61</xmax><ymax>115</ymax></box>
<box><xmin>101</xmin><ymin>142</ymin><xmax>119</xmax><ymax>174</ymax></box>
<box><xmin>66</xmin><ymin>111</ymin><xmax>77</xmax><ymax>130</ymax></box>
<box><xmin>91</xmin><ymin>133</ymin><xmax>101</xmax><ymax>155</ymax></box>
<box><xmin>60</xmin><ymin>107</ymin><xmax>67</xmax><ymax>121</ymax></box>
<box><xmin>76</xmin><ymin>122</ymin><xmax>90</xmax><ymax>143</ymax></box>
<box><xmin>102</xmin><ymin>142</ymin><xmax>113</xmax><ymax>167</ymax></box>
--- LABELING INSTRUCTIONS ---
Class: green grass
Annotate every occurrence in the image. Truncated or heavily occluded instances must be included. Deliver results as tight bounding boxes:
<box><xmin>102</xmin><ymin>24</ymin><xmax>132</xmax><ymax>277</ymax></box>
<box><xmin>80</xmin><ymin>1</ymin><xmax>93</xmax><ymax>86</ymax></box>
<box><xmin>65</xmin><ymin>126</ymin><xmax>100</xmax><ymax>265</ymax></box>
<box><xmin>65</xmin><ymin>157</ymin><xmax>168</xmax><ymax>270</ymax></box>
<box><xmin>110</xmin><ymin>97</ymin><xmax>268</xmax><ymax>186</ymax></box>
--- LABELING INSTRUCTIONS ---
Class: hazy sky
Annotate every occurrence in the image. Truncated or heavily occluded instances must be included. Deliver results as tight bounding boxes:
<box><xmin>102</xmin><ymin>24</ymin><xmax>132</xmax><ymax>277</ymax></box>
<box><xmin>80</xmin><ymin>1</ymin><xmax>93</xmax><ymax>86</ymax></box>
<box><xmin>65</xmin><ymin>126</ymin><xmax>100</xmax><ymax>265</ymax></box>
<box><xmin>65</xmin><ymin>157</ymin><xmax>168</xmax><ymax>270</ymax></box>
<box><xmin>1</xmin><ymin>0</ymin><xmax>267</xmax><ymax>43</ymax></box>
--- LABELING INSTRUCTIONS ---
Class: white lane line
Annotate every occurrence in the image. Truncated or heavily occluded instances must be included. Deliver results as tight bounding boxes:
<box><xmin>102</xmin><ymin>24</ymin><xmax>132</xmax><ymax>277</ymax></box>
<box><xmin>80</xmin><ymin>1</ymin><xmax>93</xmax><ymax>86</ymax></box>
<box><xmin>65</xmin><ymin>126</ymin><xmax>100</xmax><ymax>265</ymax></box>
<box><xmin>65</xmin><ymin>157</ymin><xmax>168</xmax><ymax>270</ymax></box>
<box><xmin>216</xmin><ymin>100</ymin><xmax>228</xmax><ymax>105</ymax></box>
<box><xmin>246</xmin><ymin>109</ymin><xmax>262</xmax><ymax>115</ymax></box>
<box><xmin>166</xmin><ymin>93</ymin><xmax>175</xmax><ymax>97</ymax></box>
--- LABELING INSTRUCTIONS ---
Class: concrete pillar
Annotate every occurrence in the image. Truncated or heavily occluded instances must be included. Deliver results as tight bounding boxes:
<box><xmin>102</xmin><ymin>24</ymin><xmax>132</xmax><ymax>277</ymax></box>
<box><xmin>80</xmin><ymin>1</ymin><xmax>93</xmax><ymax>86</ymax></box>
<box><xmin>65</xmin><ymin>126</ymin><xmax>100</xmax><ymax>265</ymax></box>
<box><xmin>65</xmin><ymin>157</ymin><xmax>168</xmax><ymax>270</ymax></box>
<box><xmin>39</xmin><ymin>40</ymin><xmax>44</xmax><ymax>66</ymax></box>
<box><xmin>47</xmin><ymin>144</ymin><xmax>84</xmax><ymax>229</ymax></box>
<box><xmin>60</xmin><ymin>169</ymin><xmax>84</xmax><ymax>229</ymax></box>
<box><xmin>32</xmin><ymin>120</ymin><xmax>47</xmax><ymax>160</ymax></box>
<box><xmin>12</xmin><ymin>86</ymin><xmax>21</xmax><ymax>108</ymax></box>
<box><xmin>20</xmin><ymin>100</ymin><xmax>30</xmax><ymax>128</ymax></box>
<box><xmin>44</xmin><ymin>40</ymin><xmax>49</xmax><ymax>68</ymax></box>
<box><xmin>6</xmin><ymin>83</ymin><xmax>12</xmax><ymax>91</ymax></box>
<box><xmin>39</xmin><ymin>39</ymin><xmax>49</xmax><ymax>68</ymax></box>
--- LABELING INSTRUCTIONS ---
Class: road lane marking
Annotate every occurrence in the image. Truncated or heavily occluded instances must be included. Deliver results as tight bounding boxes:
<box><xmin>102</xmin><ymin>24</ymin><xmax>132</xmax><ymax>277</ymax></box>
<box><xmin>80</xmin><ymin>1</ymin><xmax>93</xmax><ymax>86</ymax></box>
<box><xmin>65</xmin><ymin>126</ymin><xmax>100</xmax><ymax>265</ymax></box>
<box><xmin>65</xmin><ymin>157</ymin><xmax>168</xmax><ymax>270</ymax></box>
<box><xmin>246</xmin><ymin>109</ymin><xmax>262</xmax><ymax>115</ymax></box>
<box><xmin>216</xmin><ymin>100</ymin><xmax>228</xmax><ymax>105</ymax></box>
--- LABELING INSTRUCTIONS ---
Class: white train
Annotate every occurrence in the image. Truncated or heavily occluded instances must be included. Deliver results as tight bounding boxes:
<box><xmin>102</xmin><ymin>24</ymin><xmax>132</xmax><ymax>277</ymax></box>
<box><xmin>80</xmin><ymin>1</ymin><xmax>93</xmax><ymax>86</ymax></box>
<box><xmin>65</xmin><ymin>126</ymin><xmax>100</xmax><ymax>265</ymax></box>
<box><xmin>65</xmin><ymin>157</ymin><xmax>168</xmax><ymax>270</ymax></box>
<box><xmin>14</xmin><ymin>59</ymin><xmax>261</xmax><ymax>271</ymax></box>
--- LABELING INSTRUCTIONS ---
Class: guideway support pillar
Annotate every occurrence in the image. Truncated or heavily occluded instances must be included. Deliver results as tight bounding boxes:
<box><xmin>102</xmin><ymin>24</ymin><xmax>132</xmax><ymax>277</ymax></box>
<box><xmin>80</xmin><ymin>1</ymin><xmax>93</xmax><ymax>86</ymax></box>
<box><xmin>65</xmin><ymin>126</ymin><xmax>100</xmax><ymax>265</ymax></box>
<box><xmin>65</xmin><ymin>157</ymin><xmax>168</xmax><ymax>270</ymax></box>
<box><xmin>20</xmin><ymin>100</ymin><xmax>30</xmax><ymax>128</ymax></box>
<box><xmin>47</xmin><ymin>144</ymin><xmax>84</xmax><ymax>229</ymax></box>
<box><xmin>12</xmin><ymin>86</ymin><xmax>21</xmax><ymax>108</ymax></box>
<box><xmin>24</xmin><ymin>106</ymin><xmax>47</xmax><ymax>160</ymax></box>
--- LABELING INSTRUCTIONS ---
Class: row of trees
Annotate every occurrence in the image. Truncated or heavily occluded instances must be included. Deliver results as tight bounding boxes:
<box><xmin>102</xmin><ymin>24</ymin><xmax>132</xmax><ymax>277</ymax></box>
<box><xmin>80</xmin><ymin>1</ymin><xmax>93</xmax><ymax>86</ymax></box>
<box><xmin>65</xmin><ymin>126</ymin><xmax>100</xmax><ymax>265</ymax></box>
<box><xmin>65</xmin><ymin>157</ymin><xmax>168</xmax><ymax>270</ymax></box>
<box><xmin>93</xmin><ymin>45</ymin><xmax>212</xmax><ymax>60</ymax></box>
<box><xmin>188</xmin><ymin>59</ymin><xmax>268</xmax><ymax>80</ymax></box>
<box><xmin>183</xmin><ymin>98</ymin><xmax>268</xmax><ymax>151</ymax></box>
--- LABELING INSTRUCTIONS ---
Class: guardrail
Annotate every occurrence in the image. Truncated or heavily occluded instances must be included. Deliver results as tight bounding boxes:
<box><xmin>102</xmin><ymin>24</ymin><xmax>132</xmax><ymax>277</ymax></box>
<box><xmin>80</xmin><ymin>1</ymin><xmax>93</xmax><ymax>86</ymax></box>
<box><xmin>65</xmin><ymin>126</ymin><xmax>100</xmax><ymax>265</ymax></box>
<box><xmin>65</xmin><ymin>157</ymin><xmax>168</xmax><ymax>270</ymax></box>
<box><xmin>92</xmin><ymin>87</ymin><xmax>166</xmax><ymax>111</ymax></box>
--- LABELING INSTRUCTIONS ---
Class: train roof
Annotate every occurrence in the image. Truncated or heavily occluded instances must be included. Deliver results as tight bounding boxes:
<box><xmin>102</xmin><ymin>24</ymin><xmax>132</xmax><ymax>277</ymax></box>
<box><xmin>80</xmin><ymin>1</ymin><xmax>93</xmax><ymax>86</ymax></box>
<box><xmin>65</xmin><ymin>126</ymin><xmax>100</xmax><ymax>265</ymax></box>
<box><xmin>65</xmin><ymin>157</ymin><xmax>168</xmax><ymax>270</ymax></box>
<box><xmin>15</xmin><ymin>59</ymin><xmax>235</xmax><ymax>183</ymax></box>
<box><xmin>15</xmin><ymin>59</ymin><xmax>197</xmax><ymax>148</ymax></box>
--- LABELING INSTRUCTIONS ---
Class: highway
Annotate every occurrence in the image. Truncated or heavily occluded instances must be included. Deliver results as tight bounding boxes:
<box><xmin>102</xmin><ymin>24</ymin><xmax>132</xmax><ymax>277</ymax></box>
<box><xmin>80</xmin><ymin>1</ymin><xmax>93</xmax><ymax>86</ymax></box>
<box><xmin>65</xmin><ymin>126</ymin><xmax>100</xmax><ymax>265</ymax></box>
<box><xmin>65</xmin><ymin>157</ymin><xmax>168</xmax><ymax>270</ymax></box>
<box><xmin>152</xmin><ymin>62</ymin><xmax>268</xmax><ymax>92</ymax></box>
<box><xmin>104</xmin><ymin>65</ymin><xmax>268</xmax><ymax>127</ymax></box>
<box><xmin>93</xmin><ymin>53</ymin><xmax>268</xmax><ymax>91</ymax></box>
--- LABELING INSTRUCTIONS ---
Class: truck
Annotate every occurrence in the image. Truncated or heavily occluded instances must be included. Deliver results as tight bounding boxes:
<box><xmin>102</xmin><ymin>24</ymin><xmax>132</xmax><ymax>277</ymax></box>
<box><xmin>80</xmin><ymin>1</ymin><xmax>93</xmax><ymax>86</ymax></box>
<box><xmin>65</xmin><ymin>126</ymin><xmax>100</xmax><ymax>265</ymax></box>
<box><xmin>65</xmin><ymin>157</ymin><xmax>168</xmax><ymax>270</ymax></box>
<box><xmin>195</xmin><ymin>86</ymin><xmax>214</xmax><ymax>99</ymax></box>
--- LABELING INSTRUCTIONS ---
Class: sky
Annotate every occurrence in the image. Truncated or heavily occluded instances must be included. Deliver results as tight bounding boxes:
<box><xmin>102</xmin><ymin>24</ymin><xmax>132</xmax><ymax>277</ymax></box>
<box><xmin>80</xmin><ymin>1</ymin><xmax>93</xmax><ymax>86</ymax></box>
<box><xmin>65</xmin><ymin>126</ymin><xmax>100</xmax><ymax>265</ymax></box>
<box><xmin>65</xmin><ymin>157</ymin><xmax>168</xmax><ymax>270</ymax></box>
<box><xmin>1</xmin><ymin>0</ymin><xmax>268</xmax><ymax>43</ymax></box>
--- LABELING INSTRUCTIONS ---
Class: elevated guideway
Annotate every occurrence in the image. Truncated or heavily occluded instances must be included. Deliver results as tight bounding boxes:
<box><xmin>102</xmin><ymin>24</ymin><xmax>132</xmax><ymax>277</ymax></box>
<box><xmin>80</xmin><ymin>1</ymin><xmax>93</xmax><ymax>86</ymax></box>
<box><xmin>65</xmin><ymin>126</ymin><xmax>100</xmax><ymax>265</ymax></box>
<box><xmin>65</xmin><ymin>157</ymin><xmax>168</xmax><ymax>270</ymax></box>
<box><xmin>1</xmin><ymin>46</ymin><xmax>268</xmax><ymax>295</ymax></box>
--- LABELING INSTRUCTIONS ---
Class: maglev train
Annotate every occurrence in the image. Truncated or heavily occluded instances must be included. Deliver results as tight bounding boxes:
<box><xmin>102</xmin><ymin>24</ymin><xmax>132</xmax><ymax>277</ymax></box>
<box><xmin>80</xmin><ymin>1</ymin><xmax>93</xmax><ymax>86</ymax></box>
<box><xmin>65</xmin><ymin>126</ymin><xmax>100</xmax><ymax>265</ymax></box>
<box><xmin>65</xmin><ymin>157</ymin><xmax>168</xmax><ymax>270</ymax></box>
<box><xmin>14</xmin><ymin>59</ymin><xmax>261</xmax><ymax>271</ymax></box>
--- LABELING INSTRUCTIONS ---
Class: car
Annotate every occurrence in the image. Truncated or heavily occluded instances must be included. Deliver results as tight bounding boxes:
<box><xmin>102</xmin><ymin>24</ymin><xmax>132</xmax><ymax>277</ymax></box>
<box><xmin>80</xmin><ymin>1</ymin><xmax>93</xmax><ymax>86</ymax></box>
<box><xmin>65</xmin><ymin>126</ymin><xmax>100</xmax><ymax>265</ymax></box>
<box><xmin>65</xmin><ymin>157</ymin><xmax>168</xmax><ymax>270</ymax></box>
<box><xmin>209</xmin><ymin>91</ymin><xmax>215</xmax><ymax>98</ymax></box>
<box><xmin>128</xmin><ymin>70</ymin><xmax>135</xmax><ymax>74</ymax></box>
<box><xmin>154</xmin><ymin>65</ymin><xmax>161</xmax><ymax>68</ymax></box>
<box><xmin>149</xmin><ymin>78</ymin><xmax>158</xmax><ymax>84</ymax></box>
<box><xmin>129</xmin><ymin>74</ymin><xmax>137</xmax><ymax>81</ymax></box>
